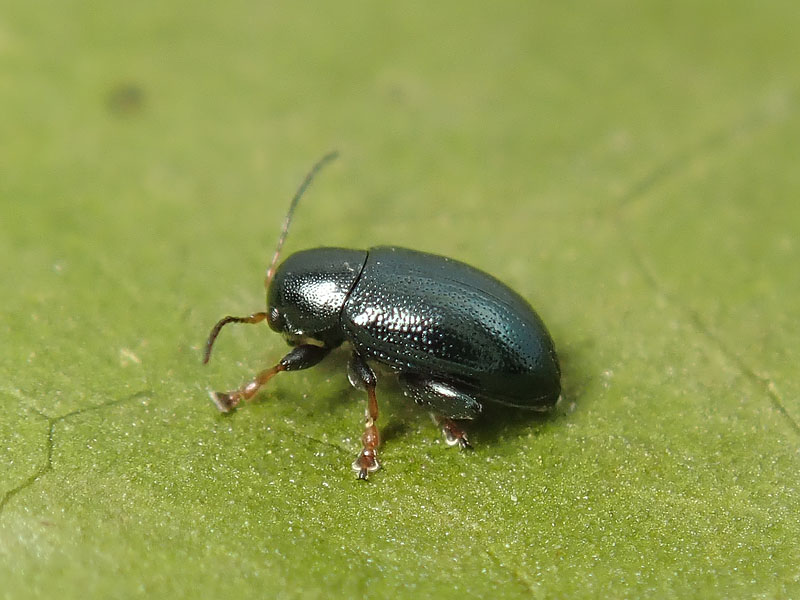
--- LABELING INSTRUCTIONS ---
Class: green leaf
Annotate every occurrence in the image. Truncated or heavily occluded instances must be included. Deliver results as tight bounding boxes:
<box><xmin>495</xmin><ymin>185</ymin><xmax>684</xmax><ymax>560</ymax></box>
<box><xmin>2</xmin><ymin>1</ymin><xmax>798</xmax><ymax>597</ymax></box>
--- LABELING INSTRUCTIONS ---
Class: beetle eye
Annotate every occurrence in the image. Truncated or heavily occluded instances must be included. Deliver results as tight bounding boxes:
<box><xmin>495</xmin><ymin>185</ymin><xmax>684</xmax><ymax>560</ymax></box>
<box><xmin>267</xmin><ymin>307</ymin><xmax>283</xmax><ymax>332</ymax></box>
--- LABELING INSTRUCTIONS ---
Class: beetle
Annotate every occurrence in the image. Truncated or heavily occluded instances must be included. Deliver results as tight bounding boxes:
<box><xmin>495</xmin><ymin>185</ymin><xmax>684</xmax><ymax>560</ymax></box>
<box><xmin>203</xmin><ymin>152</ymin><xmax>561</xmax><ymax>479</ymax></box>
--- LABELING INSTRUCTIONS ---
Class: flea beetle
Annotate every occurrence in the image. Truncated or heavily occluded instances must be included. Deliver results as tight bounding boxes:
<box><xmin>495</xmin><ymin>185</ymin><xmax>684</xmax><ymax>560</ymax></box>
<box><xmin>204</xmin><ymin>153</ymin><xmax>560</xmax><ymax>479</ymax></box>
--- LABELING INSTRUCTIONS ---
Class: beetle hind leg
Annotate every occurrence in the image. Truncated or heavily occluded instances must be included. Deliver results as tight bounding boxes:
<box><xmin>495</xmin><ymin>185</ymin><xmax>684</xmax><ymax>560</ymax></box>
<box><xmin>397</xmin><ymin>373</ymin><xmax>481</xmax><ymax>449</ymax></box>
<box><xmin>432</xmin><ymin>414</ymin><xmax>473</xmax><ymax>450</ymax></box>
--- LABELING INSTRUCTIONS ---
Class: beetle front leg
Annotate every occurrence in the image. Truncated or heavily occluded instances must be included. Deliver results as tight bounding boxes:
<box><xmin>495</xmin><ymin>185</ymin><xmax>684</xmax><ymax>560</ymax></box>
<box><xmin>210</xmin><ymin>344</ymin><xmax>331</xmax><ymax>412</ymax></box>
<box><xmin>347</xmin><ymin>352</ymin><xmax>380</xmax><ymax>480</ymax></box>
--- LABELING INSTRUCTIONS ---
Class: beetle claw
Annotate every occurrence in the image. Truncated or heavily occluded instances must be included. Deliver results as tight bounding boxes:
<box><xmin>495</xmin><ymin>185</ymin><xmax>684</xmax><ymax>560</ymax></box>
<box><xmin>353</xmin><ymin>450</ymin><xmax>380</xmax><ymax>480</ymax></box>
<box><xmin>438</xmin><ymin>417</ymin><xmax>472</xmax><ymax>450</ymax></box>
<box><xmin>444</xmin><ymin>430</ymin><xmax>472</xmax><ymax>450</ymax></box>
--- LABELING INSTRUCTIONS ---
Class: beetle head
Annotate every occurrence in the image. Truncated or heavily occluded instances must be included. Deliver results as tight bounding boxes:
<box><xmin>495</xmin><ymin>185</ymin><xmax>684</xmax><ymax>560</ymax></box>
<box><xmin>266</xmin><ymin>248</ymin><xmax>367</xmax><ymax>348</ymax></box>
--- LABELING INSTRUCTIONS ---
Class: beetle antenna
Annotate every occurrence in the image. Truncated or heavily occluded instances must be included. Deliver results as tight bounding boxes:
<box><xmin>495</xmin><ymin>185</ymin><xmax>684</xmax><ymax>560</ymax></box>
<box><xmin>265</xmin><ymin>151</ymin><xmax>340</xmax><ymax>289</ymax></box>
<box><xmin>203</xmin><ymin>153</ymin><xmax>338</xmax><ymax>365</ymax></box>
<box><xmin>203</xmin><ymin>312</ymin><xmax>269</xmax><ymax>364</ymax></box>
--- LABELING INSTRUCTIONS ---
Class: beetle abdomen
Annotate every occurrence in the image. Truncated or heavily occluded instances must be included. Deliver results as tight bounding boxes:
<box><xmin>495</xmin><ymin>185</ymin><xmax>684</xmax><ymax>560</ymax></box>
<box><xmin>341</xmin><ymin>247</ymin><xmax>560</xmax><ymax>408</ymax></box>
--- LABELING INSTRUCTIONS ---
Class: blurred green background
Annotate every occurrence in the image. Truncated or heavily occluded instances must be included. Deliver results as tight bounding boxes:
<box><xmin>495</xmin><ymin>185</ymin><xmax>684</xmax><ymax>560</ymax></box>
<box><xmin>1</xmin><ymin>1</ymin><xmax>798</xmax><ymax>598</ymax></box>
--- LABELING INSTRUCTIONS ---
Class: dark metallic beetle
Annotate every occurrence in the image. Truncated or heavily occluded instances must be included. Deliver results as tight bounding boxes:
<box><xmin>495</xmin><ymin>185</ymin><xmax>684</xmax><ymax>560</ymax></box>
<box><xmin>204</xmin><ymin>153</ymin><xmax>560</xmax><ymax>479</ymax></box>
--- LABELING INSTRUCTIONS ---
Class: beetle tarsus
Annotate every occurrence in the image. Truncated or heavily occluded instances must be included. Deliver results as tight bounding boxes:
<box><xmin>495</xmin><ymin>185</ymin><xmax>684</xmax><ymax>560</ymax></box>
<box><xmin>353</xmin><ymin>420</ymin><xmax>381</xmax><ymax>480</ymax></box>
<box><xmin>444</xmin><ymin>429</ymin><xmax>472</xmax><ymax>450</ymax></box>
<box><xmin>458</xmin><ymin>437</ymin><xmax>473</xmax><ymax>450</ymax></box>
<box><xmin>437</xmin><ymin>416</ymin><xmax>473</xmax><ymax>450</ymax></box>
<box><xmin>353</xmin><ymin>449</ymin><xmax>380</xmax><ymax>480</ymax></box>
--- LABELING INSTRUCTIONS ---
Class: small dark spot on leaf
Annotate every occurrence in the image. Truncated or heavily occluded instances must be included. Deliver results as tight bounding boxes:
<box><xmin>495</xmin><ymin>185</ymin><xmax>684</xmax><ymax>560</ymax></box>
<box><xmin>107</xmin><ymin>83</ymin><xmax>145</xmax><ymax>117</ymax></box>
<box><xmin>387</xmin><ymin>84</ymin><xmax>407</xmax><ymax>103</ymax></box>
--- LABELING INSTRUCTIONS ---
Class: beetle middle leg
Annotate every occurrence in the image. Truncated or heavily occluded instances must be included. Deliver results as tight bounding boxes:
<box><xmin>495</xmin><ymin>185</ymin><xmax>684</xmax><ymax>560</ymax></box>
<box><xmin>397</xmin><ymin>373</ymin><xmax>481</xmax><ymax>449</ymax></box>
<box><xmin>347</xmin><ymin>352</ymin><xmax>381</xmax><ymax>480</ymax></box>
<box><xmin>210</xmin><ymin>344</ymin><xmax>331</xmax><ymax>412</ymax></box>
